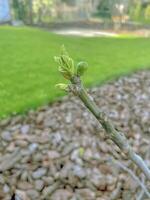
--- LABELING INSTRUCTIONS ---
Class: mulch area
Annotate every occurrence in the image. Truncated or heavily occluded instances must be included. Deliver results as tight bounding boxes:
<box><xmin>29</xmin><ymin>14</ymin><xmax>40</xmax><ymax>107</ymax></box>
<box><xmin>0</xmin><ymin>70</ymin><xmax>150</xmax><ymax>200</ymax></box>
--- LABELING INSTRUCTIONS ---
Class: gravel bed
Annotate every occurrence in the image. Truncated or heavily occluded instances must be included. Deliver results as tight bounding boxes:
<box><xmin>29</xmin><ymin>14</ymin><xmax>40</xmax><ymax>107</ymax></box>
<box><xmin>0</xmin><ymin>70</ymin><xmax>150</xmax><ymax>200</ymax></box>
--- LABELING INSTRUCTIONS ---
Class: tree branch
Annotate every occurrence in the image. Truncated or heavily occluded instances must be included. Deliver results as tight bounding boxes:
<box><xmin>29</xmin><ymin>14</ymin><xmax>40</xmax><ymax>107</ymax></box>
<box><xmin>55</xmin><ymin>46</ymin><xmax>150</xmax><ymax>180</ymax></box>
<box><xmin>111</xmin><ymin>158</ymin><xmax>150</xmax><ymax>198</ymax></box>
<box><xmin>70</xmin><ymin>76</ymin><xmax>150</xmax><ymax>180</ymax></box>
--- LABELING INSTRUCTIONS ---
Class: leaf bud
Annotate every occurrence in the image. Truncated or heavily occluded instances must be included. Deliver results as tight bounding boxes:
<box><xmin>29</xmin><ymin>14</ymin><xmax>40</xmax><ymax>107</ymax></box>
<box><xmin>76</xmin><ymin>61</ymin><xmax>88</xmax><ymax>76</ymax></box>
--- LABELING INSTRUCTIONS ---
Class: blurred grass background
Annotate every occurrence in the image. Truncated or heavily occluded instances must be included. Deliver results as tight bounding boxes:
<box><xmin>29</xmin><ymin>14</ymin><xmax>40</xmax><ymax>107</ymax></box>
<box><xmin>0</xmin><ymin>26</ymin><xmax>150</xmax><ymax>118</ymax></box>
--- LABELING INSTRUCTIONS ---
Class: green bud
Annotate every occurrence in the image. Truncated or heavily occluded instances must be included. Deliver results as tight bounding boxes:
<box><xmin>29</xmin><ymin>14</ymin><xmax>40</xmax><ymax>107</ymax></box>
<box><xmin>55</xmin><ymin>83</ymin><xmax>68</xmax><ymax>91</ymax></box>
<box><xmin>76</xmin><ymin>61</ymin><xmax>88</xmax><ymax>76</ymax></box>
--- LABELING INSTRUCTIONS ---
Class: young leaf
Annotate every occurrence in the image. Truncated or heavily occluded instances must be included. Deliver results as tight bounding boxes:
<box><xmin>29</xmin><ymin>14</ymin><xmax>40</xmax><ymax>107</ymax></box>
<box><xmin>54</xmin><ymin>46</ymin><xmax>75</xmax><ymax>80</ymax></box>
<box><xmin>58</xmin><ymin>66</ymin><xmax>71</xmax><ymax>80</ymax></box>
<box><xmin>55</xmin><ymin>83</ymin><xmax>68</xmax><ymax>91</ymax></box>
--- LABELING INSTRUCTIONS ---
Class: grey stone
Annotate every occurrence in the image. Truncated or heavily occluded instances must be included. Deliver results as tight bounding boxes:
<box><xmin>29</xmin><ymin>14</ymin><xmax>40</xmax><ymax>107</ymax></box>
<box><xmin>36</xmin><ymin>112</ymin><xmax>44</xmax><ymax>124</ymax></box>
<box><xmin>72</xmin><ymin>165</ymin><xmax>86</xmax><ymax>178</ymax></box>
<box><xmin>32</xmin><ymin>168</ymin><xmax>47</xmax><ymax>179</ymax></box>
<box><xmin>35</xmin><ymin>180</ymin><xmax>44</xmax><ymax>191</ymax></box>
<box><xmin>1</xmin><ymin>131</ymin><xmax>12</xmax><ymax>141</ymax></box>
<box><xmin>83</xmin><ymin>148</ymin><xmax>93</xmax><ymax>161</ymax></box>
<box><xmin>42</xmin><ymin>176</ymin><xmax>54</xmax><ymax>185</ymax></box>
<box><xmin>47</xmin><ymin>150</ymin><xmax>60</xmax><ymax>159</ymax></box>
<box><xmin>33</xmin><ymin>153</ymin><xmax>43</xmax><ymax>162</ymax></box>
<box><xmin>28</xmin><ymin>143</ymin><xmax>38</xmax><ymax>153</ymax></box>
<box><xmin>17</xmin><ymin>181</ymin><xmax>33</xmax><ymax>190</ymax></box>
<box><xmin>15</xmin><ymin>140</ymin><xmax>28</xmax><ymax>147</ymax></box>
<box><xmin>21</xmin><ymin>125</ymin><xmax>30</xmax><ymax>134</ymax></box>
<box><xmin>27</xmin><ymin>189</ymin><xmax>39</xmax><ymax>199</ymax></box>
<box><xmin>3</xmin><ymin>184</ymin><xmax>10</xmax><ymax>193</ymax></box>
<box><xmin>51</xmin><ymin>189</ymin><xmax>73</xmax><ymax>200</ymax></box>
<box><xmin>16</xmin><ymin>189</ymin><xmax>29</xmax><ymax>200</ymax></box>
<box><xmin>0</xmin><ymin>149</ymin><xmax>22</xmax><ymax>171</ymax></box>
<box><xmin>7</xmin><ymin>142</ymin><xmax>16</xmax><ymax>152</ymax></box>
<box><xmin>65</xmin><ymin>112</ymin><xmax>72</xmax><ymax>124</ymax></box>
<box><xmin>76</xmin><ymin>188</ymin><xmax>95</xmax><ymax>200</ymax></box>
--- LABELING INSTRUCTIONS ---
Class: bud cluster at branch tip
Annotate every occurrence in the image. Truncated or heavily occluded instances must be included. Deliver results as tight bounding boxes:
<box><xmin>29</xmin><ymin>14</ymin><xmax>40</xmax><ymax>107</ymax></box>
<box><xmin>54</xmin><ymin>46</ymin><xmax>88</xmax><ymax>91</ymax></box>
<box><xmin>54</xmin><ymin>45</ymin><xmax>75</xmax><ymax>80</ymax></box>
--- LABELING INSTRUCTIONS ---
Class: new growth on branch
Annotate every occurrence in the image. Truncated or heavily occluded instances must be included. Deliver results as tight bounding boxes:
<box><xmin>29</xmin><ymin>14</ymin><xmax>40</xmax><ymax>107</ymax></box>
<box><xmin>55</xmin><ymin>45</ymin><xmax>88</xmax><ymax>92</ymax></box>
<box><xmin>54</xmin><ymin>46</ymin><xmax>150</xmax><ymax>183</ymax></box>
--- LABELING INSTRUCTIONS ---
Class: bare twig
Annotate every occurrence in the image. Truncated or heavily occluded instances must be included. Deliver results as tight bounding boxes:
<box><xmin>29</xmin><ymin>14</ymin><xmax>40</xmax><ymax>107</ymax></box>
<box><xmin>136</xmin><ymin>175</ymin><xmax>146</xmax><ymax>200</ymax></box>
<box><xmin>111</xmin><ymin>159</ymin><xmax>150</xmax><ymax>198</ymax></box>
<box><xmin>70</xmin><ymin>76</ymin><xmax>150</xmax><ymax>180</ymax></box>
<box><xmin>137</xmin><ymin>145</ymin><xmax>150</xmax><ymax>200</ymax></box>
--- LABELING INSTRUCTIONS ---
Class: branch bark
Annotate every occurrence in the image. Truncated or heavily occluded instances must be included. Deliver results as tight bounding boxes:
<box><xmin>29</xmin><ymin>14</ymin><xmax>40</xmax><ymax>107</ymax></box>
<box><xmin>111</xmin><ymin>158</ymin><xmax>150</xmax><ymax>198</ymax></box>
<box><xmin>70</xmin><ymin>76</ymin><xmax>150</xmax><ymax>180</ymax></box>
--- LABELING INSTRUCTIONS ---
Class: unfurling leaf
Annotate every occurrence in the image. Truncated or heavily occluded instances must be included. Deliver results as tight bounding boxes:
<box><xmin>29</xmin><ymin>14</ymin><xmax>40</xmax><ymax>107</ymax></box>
<box><xmin>76</xmin><ymin>61</ymin><xmax>88</xmax><ymax>76</ymax></box>
<box><xmin>54</xmin><ymin>46</ymin><xmax>75</xmax><ymax>80</ymax></box>
<box><xmin>60</xmin><ymin>55</ymin><xmax>74</xmax><ymax>73</ymax></box>
<box><xmin>55</xmin><ymin>83</ymin><xmax>69</xmax><ymax>92</ymax></box>
<box><xmin>58</xmin><ymin>66</ymin><xmax>72</xmax><ymax>80</ymax></box>
<box><xmin>54</xmin><ymin>56</ymin><xmax>63</xmax><ymax>65</ymax></box>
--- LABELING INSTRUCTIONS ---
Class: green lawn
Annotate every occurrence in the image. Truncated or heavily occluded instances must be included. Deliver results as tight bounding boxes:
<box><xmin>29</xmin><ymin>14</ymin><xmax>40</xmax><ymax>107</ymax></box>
<box><xmin>0</xmin><ymin>26</ymin><xmax>150</xmax><ymax>118</ymax></box>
